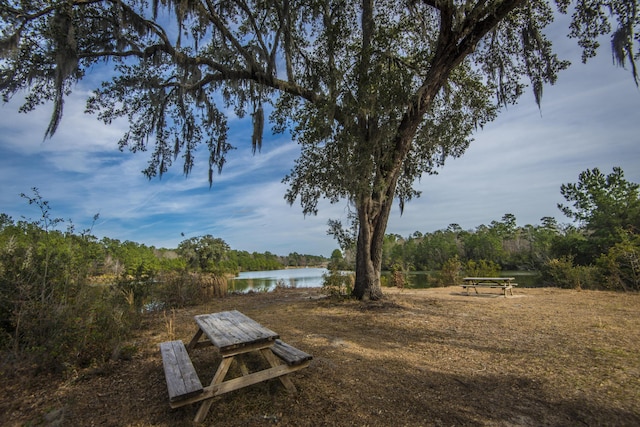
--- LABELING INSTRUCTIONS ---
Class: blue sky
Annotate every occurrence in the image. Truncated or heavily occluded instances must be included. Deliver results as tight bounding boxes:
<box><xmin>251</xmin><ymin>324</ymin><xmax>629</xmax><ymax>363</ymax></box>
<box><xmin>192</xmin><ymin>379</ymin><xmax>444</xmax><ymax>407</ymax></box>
<box><xmin>1</xmin><ymin>21</ymin><xmax>639</xmax><ymax>257</ymax></box>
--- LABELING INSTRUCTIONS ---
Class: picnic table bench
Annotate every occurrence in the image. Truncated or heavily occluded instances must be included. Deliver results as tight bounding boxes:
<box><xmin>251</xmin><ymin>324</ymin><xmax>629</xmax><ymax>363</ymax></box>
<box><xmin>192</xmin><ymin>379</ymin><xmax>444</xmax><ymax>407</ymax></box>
<box><xmin>461</xmin><ymin>277</ymin><xmax>517</xmax><ymax>297</ymax></box>
<box><xmin>160</xmin><ymin>340</ymin><xmax>204</xmax><ymax>403</ymax></box>
<box><xmin>159</xmin><ymin>310</ymin><xmax>312</xmax><ymax>423</ymax></box>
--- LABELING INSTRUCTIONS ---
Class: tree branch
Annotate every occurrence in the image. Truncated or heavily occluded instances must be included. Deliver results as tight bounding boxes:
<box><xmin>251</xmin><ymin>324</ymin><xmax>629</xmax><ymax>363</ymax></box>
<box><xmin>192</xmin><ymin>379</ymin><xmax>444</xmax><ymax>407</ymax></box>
<box><xmin>203</xmin><ymin>0</ymin><xmax>258</xmax><ymax>71</ymax></box>
<box><xmin>233</xmin><ymin>0</ymin><xmax>272</xmax><ymax>70</ymax></box>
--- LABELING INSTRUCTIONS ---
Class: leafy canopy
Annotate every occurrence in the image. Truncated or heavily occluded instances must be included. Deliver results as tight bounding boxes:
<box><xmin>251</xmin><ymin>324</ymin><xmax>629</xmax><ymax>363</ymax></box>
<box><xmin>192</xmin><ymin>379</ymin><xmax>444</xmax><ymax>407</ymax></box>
<box><xmin>559</xmin><ymin>167</ymin><xmax>640</xmax><ymax>236</ymax></box>
<box><xmin>1</xmin><ymin>0</ymin><xmax>638</xmax><ymax>238</ymax></box>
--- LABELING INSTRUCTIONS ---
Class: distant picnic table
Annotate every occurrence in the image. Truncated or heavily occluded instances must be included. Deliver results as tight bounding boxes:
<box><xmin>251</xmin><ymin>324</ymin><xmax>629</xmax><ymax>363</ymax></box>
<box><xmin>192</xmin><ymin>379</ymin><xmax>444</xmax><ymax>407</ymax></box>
<box><xmin>461</xmin><ymin>277</ymin><xmax>517</xmax><ymax>297</ymax></box>
<box><xmin>159</xmin><ymin>310</ymin><xmax>312</xmax><ymax>423</ymax></box>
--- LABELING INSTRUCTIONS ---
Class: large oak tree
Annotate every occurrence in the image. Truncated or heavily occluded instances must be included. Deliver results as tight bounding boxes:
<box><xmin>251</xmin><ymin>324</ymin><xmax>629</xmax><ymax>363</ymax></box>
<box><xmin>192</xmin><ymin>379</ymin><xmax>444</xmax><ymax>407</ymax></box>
<box><xmin>1</xmin><ymin>0</ymin><xmax>637</xmax><ymax>299</ymax></box>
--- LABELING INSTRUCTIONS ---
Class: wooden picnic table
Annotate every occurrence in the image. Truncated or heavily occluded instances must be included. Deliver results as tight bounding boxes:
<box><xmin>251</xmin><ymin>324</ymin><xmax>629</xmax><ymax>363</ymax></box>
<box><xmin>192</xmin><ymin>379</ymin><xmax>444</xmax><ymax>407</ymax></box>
<box><xmin>159</xmin><ymin>310</ymin><xmax>312</xmax><ymax>423</ymax></box>
<box><xmin>461</xmin><ymin>277</ymin><xmax>517</xmax><ymax>297</ymax></box>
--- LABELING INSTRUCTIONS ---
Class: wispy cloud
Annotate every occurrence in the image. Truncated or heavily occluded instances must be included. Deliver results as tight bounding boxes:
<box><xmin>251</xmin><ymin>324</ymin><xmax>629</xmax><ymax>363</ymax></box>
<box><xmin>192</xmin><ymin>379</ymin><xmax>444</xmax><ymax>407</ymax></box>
<box><xmin>389</xmin><ymin>50</ymin><xmax>640</xmax><ymax>235</ymax></box>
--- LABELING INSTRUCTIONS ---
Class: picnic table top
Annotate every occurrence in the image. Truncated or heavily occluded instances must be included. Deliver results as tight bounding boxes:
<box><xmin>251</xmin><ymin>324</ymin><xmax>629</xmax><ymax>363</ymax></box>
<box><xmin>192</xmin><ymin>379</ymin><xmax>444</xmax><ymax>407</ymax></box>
<box><xmin>194</xmin><ymin>310</ymin><xmax>279</xmax><ymax>352</ymax></box>
<box><xmin>463</xmin><ymin>277</ymin><xmax>516</xmax><ymax>281</ymax></box>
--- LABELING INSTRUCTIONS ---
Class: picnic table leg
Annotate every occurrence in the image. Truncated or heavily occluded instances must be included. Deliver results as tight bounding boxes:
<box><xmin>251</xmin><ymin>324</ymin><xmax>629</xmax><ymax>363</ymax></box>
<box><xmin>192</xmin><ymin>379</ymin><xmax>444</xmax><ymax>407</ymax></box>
<box><xmin>187</xmin><ymin>329</ymin><xmax>203</xmax><ymax>351</ymax></box>
<box><xmin>236</xmin><ymin>356</ymin><xmax>250</xmax><ymax>376</ymax></box>
<box><xmin>260</xmin><ymin>348</ymin><xmax>297</xmax><ymax>393</ymax></box>
<box><xmin>194</xmin><ymin>356</ymin><xmax>234</xmax><ymax>423</ymax></box>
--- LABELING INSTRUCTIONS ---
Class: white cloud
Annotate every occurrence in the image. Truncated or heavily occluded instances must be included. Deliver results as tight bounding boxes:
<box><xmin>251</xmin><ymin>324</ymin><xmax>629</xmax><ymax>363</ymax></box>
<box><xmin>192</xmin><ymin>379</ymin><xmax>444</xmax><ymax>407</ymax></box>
<box><xmin>386</xmin><ymin>47</ymin><xmax>640</xmax><ymax>236</ymax></box>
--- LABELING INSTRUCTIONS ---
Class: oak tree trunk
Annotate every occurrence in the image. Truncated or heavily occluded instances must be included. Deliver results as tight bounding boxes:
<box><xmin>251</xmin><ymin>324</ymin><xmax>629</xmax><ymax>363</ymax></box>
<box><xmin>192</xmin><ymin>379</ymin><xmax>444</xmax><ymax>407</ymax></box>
<box><xmin>352</xmin><ymin>182</ymin><xmax>398</xmax><ymax>300</ymax></box>
<box><xmin>353</xmin><ymin>205</ymin><xmax>384</xmax><ymax>300</ymax></box>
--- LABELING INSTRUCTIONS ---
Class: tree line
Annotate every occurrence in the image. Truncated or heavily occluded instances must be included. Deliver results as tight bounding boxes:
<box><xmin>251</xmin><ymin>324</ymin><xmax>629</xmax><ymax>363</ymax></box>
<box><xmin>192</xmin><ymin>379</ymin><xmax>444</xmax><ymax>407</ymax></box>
<box><xmin>379</xmin><ymin>214</ymin><xmax>560</xmax><ymax>272</ymax></box>
<box><xmin>366</xmin><ymin>167</ymin><xmax>639</xmax><ymax>291</ymax></box>
<box><xmin>0</xmin><ymin>204</ymin><xmax>326</xmax><ymax>282</ymax></box>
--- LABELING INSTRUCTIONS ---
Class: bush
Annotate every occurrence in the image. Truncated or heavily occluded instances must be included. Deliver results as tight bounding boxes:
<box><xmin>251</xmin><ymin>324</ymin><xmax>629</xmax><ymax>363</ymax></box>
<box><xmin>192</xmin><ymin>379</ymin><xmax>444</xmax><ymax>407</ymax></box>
<box><xmin>437</xmin><ymin>256</ymin><xmax>462</xmax><ymax>286</ymax></box>
<box><xmin>596</xmin><ymin>233</ymin><xmax>640</xmax><ymax>291</ymax></box>
<box><xmin>72</xmin><ymin>284</ymin><xmax>137</xmax><ymax>366</ymax></box>
<box><xmin>464</xmin><ymin>259</ymin><xmax>501</xmax><ymax>277</ymax></box>
<box><xmin>322</xmin><ymin>268</ymin><xmax>354</xmax><ymax>297</ymax></box>
<box><xmin>0</xmin><ymin>192</ymin><xmax>138</xmax><ymax>372</ymax></box>
<box><xmin>153</xmin><ymin>272</ymin><xmax>227</xmax><ymax>309</ymax></box>
<box><xmin>4</xmin><ymin>283</ymin><xmax>136</xmax><ymax>372</ymax></box>
<box><xmin>541</xmin><ymin>256</ymin><xmax>599</xmax><ymax>289</ymax></box>
<box><xmin>389</xmin><ymin>263</ymin><xmax>407</xmax><ymax>288</ymax></box>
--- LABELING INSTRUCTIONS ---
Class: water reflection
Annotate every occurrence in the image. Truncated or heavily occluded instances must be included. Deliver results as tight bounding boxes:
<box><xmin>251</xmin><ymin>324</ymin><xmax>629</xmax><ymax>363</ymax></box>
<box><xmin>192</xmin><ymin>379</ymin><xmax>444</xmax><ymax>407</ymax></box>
<box><xmin>229</xmin><ymin>268</ymin><xmax>328</xmax><ymax>293</ymax></box>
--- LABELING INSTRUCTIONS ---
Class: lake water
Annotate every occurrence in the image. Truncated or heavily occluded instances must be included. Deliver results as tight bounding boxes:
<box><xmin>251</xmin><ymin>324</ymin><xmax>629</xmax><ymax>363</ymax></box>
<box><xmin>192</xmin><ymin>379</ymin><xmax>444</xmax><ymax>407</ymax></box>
<box><xmin>228</xmin><ymin>268</ymin><xmax>540</xmax><ymax>293</ymax></box>
<box><xmin>229</xmin><ymin>268</ymin><xmax>329</xmax><ymax>293</ymax></box>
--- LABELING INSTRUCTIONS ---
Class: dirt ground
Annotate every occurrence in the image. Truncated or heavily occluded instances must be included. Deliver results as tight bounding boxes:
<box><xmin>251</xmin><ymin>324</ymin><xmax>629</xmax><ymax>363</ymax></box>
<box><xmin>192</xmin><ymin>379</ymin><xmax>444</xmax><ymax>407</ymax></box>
<box><xmin>1</xmin><ymin>286</ymin><xmax>639</xmax><ymax>426</ymax></box>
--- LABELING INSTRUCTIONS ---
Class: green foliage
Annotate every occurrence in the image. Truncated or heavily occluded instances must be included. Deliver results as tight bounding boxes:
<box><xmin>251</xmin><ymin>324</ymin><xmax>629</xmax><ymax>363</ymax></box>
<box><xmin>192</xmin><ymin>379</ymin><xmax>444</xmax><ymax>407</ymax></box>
<box><xmin>596</xmin><ymin>232</ymin><xmax>640</xmax><ymax>291</ymax></box>
<box><xmin>558</xmin><ymin>167</ymin><xmax>640</xmax><ymax>262</ymax></box>
<box><xmin>549</xmin><ymin>225</ymin><xmax>591</xmax><ymax>265</ymax></box>
<box><xmin>461</xmin><ymin>225</ymin><xmax>505</xmax><ymax>265</ymax></box>
<box><xmin>541</xmin><ymin>256</ymin><xmax>599</xmax><ymax>290</ymax></box>
<box><xmin>177</xmin><ymin>235</ymin><xmax>231</xmax><ymax>273</ymax></box>
<box><xmin>413</xmin><ymin>230</ymin><xmax>459</xmax><ymax>271</ymax></box>
<box><xmin>328</xmin><ymin>249</ymin><xmax>350</xmax><ymax>271</ymax></box>
<box><xmin>284</xmin><ymin>252</ymin><xmax>328</xmax><ymax>268</ymax></box>
<box><xmin>101</xmin><ymin>237</ymin><xmax>163</xmax><ymax>277</ymax></box>
<box><xmin>464</xmin><ymin>259</ymin><xmax>502</xmax><ymax>277</ymax></box>
<box><xmin>321</xmin><ymin>267</ymin><xmax>354</xmax><ymax>298</ymax></box>
<box><xmin>226</xmin><ymin>250</ymin><xmax>285</xmax><ymax>272</ymax></box>
<box><xmin>380</xmin><ymin>213</ymin><xmax>564</xmax><ymax>274</ymax></box>
<box><xmin>437</xmin><ymin>256</ymin><xmax>463</xmax><ymax>287</ymax></box>
<box><xmin>0</xmin><ymin>191</ymin><xmax>137</xmax><ymax>371</ymax></box>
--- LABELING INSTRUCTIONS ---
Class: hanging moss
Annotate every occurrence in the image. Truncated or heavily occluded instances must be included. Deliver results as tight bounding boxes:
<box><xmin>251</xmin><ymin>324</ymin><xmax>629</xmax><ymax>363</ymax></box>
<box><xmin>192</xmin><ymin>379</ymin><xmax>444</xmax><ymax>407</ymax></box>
<box><xmin>251</xmin><ymin>104</ymin><xmax>264</xmax><ymax>154</ymax></box>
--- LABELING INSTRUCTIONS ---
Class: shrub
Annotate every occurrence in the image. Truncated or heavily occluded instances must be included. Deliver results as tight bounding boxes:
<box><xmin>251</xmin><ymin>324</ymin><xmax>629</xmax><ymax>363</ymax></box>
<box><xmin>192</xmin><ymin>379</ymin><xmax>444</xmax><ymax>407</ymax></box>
<box><xmin>464</xmin><ymin>259</ymin><xmax>501</xmax><ymax>277</ymax></box>
<box><xmin>389</xmin><ymin>263</ymin><xmax>407</xmax><ymax>288</ymax></box>
<box><xmin>72</xmin><ymin>284</ymin><xmax>137</xmax><ymax>366</ymax></box>
<box><xmin>3</xmin><ymin>282</ymin><xmax>135</xmax><ymax>372</ymax></box>
<box><xmin>153</xmin><ymin>272</ymin><xmax>227</xmax><ymax>309</ymax></box>
<box><xmin>0</xmin><ymin>192</ymin><xmax>137</xmax><ymax>372</ymax></box>
<box><xmin>541</xmin><ymin>256</ymin><xmax>599</xmax><ymax>289</ymax></box>
<box><xmin>437</xmin><ymin>256</ymin><xmax>462</xmax><ymax>286</ymax></box>
<box><xmin>115</xmin><ymin>269</ymin><xmax>154</xmax><ymax>318</ymax></box>
<box><xmin>322</xmin><ymin>267</ymin><xmax>354</xmax><ymax>297</ymax></box>
<box><xmin>596</xmin><ymin>233</ymin><xmax>640</xmax><ymax>291</ymax></box>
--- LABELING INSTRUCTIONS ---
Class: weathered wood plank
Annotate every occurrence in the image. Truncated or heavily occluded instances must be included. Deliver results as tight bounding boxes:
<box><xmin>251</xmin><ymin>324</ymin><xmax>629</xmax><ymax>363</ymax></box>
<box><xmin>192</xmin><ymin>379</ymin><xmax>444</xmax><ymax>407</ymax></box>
<box><xmin>271</xmin><ymin>340</ymin><xmax>313</xmax><ymax>366</ymax></box>
<box><xmin>160</xmin><ymin>340</ymin><xmax>203</xmax><ymax>402</ymax></box>
<box><xmin>194</xmin><ymin>310</ymin><xmax>279</xmax><ymax>352</ymax></box>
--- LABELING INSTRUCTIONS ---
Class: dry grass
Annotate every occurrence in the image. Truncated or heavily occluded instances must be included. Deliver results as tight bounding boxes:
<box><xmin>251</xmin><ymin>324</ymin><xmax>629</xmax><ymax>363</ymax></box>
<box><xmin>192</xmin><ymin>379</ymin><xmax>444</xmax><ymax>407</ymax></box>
<box><xmin>1</xmin><ymin>286</ymin><xmax>639</xmax><ymax>426</ymax></box>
